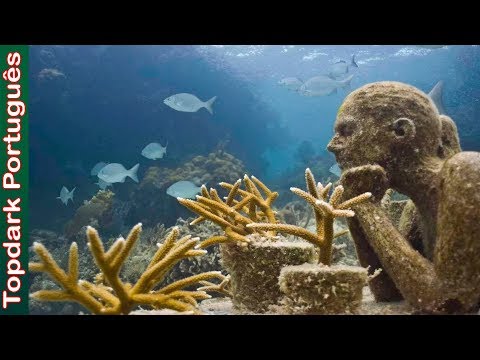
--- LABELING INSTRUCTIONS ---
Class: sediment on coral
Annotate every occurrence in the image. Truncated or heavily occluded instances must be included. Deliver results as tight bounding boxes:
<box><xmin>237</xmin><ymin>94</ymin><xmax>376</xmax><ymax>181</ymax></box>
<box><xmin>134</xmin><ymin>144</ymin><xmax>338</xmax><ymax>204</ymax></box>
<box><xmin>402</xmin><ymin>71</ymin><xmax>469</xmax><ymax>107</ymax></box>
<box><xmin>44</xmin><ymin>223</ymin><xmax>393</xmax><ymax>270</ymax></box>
<box><xmin>29</xmin><ymin>224</ymin><xmax>229</xmax><ymax>315</ymax></box>
<box><xmin>127</xmin><ymin>150</ymin><xmax>247</xmax><ymax>227</ymax></box>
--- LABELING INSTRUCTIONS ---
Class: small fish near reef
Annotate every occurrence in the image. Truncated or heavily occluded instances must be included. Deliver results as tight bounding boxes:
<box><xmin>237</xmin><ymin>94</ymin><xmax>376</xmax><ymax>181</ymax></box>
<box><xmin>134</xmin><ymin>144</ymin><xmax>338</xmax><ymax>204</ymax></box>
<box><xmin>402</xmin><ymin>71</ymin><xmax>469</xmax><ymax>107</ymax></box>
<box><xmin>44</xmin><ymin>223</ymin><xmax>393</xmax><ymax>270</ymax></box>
<box><xmin>278</xmin><ymin>77</ymin><xmax>304</xmax><ymax>91</ymax></box>
<box><xmin>90</xmin><ymin>161</ymin><xmax>108</xmax><ymax>176</ymax></box>
<box><xmin>329</xmin><ymin>163</ymin><xmax>341</xmax><ymax>177</ymax></box>
<box><xmin>328</xmin><ymin>55</ymin><xmax>358</xmax><ymax>79</ymax></box>
<box><xmin>141</xmin><ymin>142</ymin><xmax>168</xmax><ymax>160</ymax></box>
<box><xmin>97</xmin><ymin>163</ymin><xmax>139</xmax><ymax>184</ymax></box>
<box><xmin>299</xmin><ymin>74</ymin><xmax>354</xmax><ymax>97</ymax></box>
<box><xmin>164</xmin><ymin>93</ymin><xmax>217</xmax><ymax>114</ymax></box>
<box><xmin>57</xmin><ymin>186</ymin><xmax>75</xmax><ymax>205</ymax></box>
<box><xmin>166</xmin><ymin>180</ymin><xmax>202</xmax><ymax>199</ymax></box>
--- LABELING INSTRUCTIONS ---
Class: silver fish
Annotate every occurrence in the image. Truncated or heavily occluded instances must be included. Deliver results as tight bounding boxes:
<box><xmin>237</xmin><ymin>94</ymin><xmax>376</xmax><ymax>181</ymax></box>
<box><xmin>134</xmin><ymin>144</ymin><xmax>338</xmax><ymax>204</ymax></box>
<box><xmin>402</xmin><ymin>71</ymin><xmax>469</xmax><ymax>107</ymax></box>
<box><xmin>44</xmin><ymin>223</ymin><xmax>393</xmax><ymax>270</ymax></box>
<box><xmin>90</xmin><ymin>162</ymin><xmax>108</xmax><ymax>176</ymax></box>
<box><xmin>57</xmin><ymin>186</ymin><xmax>75</xmax><ymax>205</ymax></box>
<box><xmin>299</xmin><ymin>74</ymin><xmax>354</xmax><ymax>97</ymax></box>
<box><xmin>329</xmin><ymin>163</ymin><xmax>341</xmax><ymax>177</ymax></box>
<box><xmin>166</xmin><ymin>180</ymin><xmax>202</xmax><ymax>199</ymax></box>
<box><xmin>164</xmin><ymin>93</ymin><xmax>217</xmax><ymax>114</ymax></box>
<box><xmin>278</xmin><ymin>77</ymin><xmax>304</xmax><ymax>91</ymax></box>
<box><xmin>141</xmin><ymin>142</ymin><xmax>168</xmax><ymax>160</ymax></box>
<box><xmin>98</xmin><ymin>163</ymin><xmax>139</xmax><ymax>184</ymax></box>
<box><xmin>328</xmin><ymin>55</ymin><xmax>358</xmax><ymax>79</ymax></box>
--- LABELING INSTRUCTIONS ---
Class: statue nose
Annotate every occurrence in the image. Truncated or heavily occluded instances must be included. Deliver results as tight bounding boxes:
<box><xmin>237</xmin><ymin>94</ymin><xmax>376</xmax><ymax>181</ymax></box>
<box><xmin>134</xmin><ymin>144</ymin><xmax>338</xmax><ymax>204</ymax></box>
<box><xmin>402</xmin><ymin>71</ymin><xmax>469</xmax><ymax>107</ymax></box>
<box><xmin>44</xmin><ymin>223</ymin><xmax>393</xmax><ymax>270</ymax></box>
<box><xmin>327</xmin><ymin>139</ymin><xmax>339</xmax><ymax>153</ymax></box>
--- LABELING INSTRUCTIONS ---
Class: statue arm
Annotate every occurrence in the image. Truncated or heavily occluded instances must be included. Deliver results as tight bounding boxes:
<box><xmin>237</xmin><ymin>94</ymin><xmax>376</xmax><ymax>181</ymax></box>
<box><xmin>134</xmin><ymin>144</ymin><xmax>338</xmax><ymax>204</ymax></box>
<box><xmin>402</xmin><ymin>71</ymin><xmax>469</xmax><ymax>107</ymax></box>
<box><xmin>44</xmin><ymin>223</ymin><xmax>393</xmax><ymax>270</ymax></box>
<box><xmin>347</xmin><ymin>216</ymin><xmax>404</xmax><ymax>301</ymax></box>
<box><xmin>352</xmin><ymin>201</ymin><xmax>444</xmax><ymax>310</ymax></box>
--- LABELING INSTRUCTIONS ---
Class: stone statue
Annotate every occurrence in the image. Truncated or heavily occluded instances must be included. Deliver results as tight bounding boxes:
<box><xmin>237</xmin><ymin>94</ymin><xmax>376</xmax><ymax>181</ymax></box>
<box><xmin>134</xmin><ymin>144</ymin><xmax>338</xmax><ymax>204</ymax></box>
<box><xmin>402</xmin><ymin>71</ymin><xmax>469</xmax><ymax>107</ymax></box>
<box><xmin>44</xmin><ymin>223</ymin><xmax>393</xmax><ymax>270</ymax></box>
<box><xmin>327</xmin><ymin>81</ymin><xmax>480</xmax><ymax>313</ymax></box>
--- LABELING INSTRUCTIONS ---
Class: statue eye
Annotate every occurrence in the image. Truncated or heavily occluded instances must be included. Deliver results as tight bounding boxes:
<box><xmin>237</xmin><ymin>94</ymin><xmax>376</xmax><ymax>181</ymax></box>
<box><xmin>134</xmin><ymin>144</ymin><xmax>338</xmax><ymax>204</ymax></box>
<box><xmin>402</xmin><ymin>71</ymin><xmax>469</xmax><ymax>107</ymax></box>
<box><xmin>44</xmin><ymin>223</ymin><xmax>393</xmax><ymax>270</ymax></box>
<box><xmin>337</xmin><ymin>123</ymin><xmax>353</xmax><ymax>137</ymax></box>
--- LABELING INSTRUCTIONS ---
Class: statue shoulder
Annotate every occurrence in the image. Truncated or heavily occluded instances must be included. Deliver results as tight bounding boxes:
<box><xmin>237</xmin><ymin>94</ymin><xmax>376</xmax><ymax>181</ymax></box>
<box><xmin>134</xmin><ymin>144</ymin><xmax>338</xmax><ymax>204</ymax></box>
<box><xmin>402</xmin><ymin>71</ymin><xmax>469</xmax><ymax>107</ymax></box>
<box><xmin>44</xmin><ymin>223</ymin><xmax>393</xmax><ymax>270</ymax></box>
<box><xmin>442</xmin><ymin>152</ymin><xmax>480</xmax><ymax>179</ymax></box>
<box><xmin>440</xmin><ymin>151</ymin><xmax>480</xmax><ymax>207</ymax></box>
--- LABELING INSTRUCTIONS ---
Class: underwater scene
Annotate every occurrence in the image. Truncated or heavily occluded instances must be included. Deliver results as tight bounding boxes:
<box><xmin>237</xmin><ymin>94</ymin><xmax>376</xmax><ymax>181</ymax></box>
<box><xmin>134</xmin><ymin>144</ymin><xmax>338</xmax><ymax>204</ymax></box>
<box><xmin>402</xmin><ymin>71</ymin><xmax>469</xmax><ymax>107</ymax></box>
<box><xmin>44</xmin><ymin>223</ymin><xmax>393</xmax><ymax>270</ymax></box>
<box><xmin>29</xmin><ymin>45</ymin><xmax>480</xmax><ymax>315</ymax></box>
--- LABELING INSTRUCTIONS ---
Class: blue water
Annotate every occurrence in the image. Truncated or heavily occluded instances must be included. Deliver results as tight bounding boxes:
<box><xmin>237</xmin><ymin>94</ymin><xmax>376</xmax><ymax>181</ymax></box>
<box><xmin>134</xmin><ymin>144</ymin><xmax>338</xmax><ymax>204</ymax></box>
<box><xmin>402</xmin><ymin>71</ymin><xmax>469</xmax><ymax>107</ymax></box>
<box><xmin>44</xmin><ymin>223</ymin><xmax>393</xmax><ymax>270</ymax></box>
<box><xmin>29</xmin><ymin>45</ymin><xmax>480</xmax><ymax>231</ymax></box>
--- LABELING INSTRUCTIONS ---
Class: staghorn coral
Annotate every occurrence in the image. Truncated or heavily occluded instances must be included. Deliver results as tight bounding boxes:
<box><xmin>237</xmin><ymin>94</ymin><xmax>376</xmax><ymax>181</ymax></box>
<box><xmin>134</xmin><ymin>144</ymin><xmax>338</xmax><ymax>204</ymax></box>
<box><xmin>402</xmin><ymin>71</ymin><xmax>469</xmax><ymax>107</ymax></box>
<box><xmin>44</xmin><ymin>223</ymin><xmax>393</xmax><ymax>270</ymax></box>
<box><xmin>178</xmin><ymin>175</ymin><xmax>317</xmax><ymax>312</ymax></box>
<box><xmin>177</xmin><ymin>174</ymin><xmax>280</xmax><ymax>247</ymax></box>
<box><xmin>122</xmin><ymin>219</ymin><xmax>224</xmax><ymax>291</ymax></box>
<box><xmin>29</xmin><ymin>224</ymin><xmax>228</xmax><ymax>314</ymax></box>
<box><xmin>247</xmin><ymin>168</ymin><xmax>371</xmax><ymax>265</ymax></box>
<box><xmin>29</xmin><ymin>229</ymin><xmax>99</xmax><ymax>315</ymax></box>
<box><xmin>244</xmin><ymin>168</ymin><xmax>371</xmax><ymax>315</ymax></box>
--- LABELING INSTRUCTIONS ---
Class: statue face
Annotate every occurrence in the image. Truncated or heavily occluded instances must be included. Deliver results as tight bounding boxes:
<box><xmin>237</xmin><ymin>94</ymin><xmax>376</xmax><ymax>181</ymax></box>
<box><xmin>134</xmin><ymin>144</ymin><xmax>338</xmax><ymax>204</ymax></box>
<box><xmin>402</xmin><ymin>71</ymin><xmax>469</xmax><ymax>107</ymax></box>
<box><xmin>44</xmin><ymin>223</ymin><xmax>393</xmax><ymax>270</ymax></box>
<box><xmin>327</xmin><ymin>108</ymin><xmax>392</xmax><ymax>170</ymax></box>
<box><xmin>328</xmin><ymin>82</ymin><xmax>444</xmax><ymax>173</ymax></box>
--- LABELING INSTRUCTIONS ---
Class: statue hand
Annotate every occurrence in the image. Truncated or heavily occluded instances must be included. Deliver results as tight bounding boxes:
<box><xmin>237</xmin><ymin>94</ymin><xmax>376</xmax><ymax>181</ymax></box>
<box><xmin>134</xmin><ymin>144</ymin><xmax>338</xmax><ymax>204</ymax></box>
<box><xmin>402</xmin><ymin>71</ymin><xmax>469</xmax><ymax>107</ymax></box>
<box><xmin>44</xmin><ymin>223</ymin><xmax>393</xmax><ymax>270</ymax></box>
<box><xmin>340</xmin><ymin>164</ymin><xmax>389</xmax><ymax>203</ymax></box>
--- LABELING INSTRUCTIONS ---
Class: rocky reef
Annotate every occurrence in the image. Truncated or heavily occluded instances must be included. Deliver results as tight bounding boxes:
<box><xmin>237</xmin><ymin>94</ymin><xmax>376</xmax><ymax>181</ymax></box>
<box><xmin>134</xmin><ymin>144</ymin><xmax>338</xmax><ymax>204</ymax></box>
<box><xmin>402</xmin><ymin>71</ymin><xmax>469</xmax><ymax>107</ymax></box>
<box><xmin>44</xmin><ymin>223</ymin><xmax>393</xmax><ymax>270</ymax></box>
<box><xmin>127</xmin><ymin>150</ymin><xmax>246</xmax><ymax>226</ymax></box>
<box><xmin>64</xmin><ymin>190</ymin><xmax>119</xmax><ymax>240</ymax></box>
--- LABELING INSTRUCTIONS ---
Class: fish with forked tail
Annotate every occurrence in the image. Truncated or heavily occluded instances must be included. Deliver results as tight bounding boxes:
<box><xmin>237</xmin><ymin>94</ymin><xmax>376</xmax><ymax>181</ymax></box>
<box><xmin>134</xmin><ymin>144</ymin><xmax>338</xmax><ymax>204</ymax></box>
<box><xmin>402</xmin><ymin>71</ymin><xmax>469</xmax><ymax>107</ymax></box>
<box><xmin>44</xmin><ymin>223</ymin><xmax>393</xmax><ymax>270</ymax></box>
<box><xmin>299</xmin><ymin>75</ymin><xmax>354</xmax><ymax>97</ymax></box>
<box><xmin>328</xmin><ymin>55</ymin><xmax>358</xmax><ymax>79</ymax></box>
<box><xmin>57</xmin><ymin>186</ymin><xmax>75</xmax><ymax>205</ymax></box>
<box><xmin>98</xmin><ymin>163</ymin><xmax>139</xmax><ymax>184</ymax></box>
<box><xmin>164</xmin><ymin>93</ymin><xmax>217</xmax><ymax>114</ymax></box>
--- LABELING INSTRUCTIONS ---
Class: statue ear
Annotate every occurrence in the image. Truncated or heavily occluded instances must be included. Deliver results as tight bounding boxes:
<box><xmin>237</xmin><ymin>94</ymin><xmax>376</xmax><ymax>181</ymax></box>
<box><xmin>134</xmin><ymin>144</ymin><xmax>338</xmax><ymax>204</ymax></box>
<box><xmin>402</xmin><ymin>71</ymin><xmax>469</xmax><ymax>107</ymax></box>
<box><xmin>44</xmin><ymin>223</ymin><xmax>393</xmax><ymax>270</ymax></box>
<box><xmin>439</xmin><ymin>114</ymin><xmax>461</xmax><ymax>153</ymax></box>
<box><xmin>391</xmin><ymin>117</ymin><xmax>415</xmax><ymax>140</ymax></box>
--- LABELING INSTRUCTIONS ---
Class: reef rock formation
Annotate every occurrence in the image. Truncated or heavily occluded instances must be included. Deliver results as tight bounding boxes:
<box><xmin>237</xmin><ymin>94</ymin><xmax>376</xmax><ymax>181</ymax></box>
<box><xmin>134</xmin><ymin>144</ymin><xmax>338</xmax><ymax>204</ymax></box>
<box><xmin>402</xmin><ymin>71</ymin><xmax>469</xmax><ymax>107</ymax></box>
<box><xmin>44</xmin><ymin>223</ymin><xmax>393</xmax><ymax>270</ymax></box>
<box><xmin>128</xmin><ymin>150</ymin><xmax>246</xmax><ymax>226</ymax></box>
<box><xmin>64</xmin><ymin>190</ymin><xmax>116</xmax><ymax>240</ymax></box>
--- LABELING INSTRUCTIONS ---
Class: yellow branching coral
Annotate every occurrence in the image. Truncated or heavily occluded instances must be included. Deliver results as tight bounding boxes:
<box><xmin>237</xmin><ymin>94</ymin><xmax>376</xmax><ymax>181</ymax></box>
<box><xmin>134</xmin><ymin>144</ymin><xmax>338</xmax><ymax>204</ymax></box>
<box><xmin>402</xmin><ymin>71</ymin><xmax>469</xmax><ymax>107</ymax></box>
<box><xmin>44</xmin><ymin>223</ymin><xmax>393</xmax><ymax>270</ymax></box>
<box><xmin>247</xmin><ymin>168</ymin><xmax>372</xmax><ymax>265</ymax></box>
<box><xmin>177</xmin><ymin>175</ymin><xmax>280</xmax><ymax>248</ymax></box>
<box><xmin>29</xmin><ymin>224</ymin><xmax>228</xmax><ymax>315</ymax></box>
<box><xmin>197</xmin><ymin>274</ymin><xmax>232</xmax><ymax>297</ymax></box>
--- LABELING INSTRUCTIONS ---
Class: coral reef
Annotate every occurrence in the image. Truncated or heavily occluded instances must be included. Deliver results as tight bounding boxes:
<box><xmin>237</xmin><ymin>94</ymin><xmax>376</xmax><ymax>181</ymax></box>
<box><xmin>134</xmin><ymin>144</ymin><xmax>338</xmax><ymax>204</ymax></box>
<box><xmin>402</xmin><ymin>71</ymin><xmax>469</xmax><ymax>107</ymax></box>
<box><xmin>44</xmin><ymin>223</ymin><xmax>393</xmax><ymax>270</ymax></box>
<box><xmin>128</xmin><ymin>150</ymin><xmax>246</xmax><ymax>226</ymax></box>
<box><xmin>178</xmin><ymin>175</ymin><xmax>316</xmax><ymax>312</ymax></box>
<box><xmin>30</xmin><ymin>224</ymin><xmax>228</xmax><ymax>314</ymax></box>
<box><xmin>247</xmin><ymin>168</ymin><xmax>371</xmax><ymax>314</ymax></box>
<box><xmin>64</xmin><ymin>190</ymin><xmax>116</xmax><ymax>239</ymax></box>
<box><xmin>328</xmin><ymin>81</ymin><xmax>480</xmax><ymax>313</ymax></box>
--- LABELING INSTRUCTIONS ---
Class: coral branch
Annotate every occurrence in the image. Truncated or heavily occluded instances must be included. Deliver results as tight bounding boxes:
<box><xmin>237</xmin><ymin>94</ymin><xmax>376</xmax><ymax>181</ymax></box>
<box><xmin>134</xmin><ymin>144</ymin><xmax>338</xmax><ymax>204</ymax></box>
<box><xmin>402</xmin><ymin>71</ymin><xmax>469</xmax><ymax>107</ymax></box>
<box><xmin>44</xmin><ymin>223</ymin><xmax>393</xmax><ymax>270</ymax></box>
<box><xmin>30</xmin><ymin>224</ymin><xmax>227</xmax><ymax>315</ymax></box>
<box><xmin>247</xmin><ymin>223</ymin><xmax>322</xmax><ymax>246</ymax></box>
